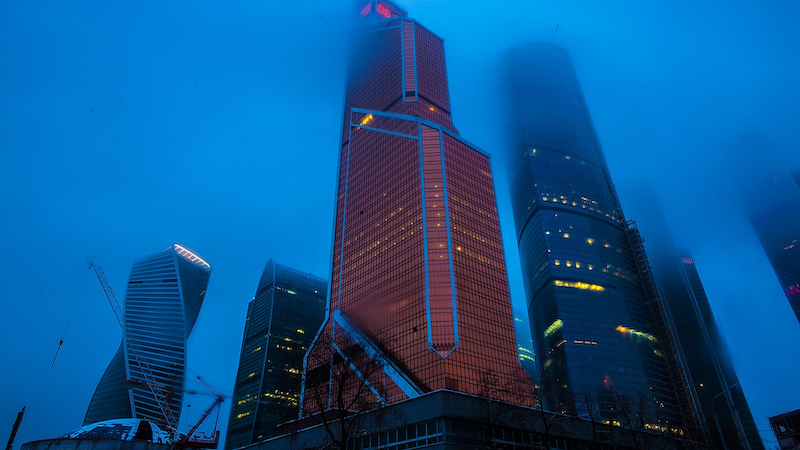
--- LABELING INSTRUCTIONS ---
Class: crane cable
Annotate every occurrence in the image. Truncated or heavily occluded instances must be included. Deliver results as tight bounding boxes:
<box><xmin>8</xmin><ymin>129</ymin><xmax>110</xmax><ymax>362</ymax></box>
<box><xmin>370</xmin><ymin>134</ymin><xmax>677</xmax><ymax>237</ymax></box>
<box><xmin>51</xmin><ymin>265</ymin><xmax>91</xmax><ymax>369</ymax></box>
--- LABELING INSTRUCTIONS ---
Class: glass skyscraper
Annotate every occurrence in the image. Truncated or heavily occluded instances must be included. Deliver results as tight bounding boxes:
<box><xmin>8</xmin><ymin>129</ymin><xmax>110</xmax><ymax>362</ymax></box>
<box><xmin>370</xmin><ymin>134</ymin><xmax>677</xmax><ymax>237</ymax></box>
<box><xmin>226</xmin><ymin>261</ymin><xmax>326</xmax><ymax>449</ymax></box>
<box><xmin>302</xmin><ymin>0</ymin><xmax>532</xmax><ymax>416</ymax></box>
<box><xmin>634</xmin><ymin>196</ymin><xmax>763</xmax><ymax>449</ymax></box>
<box><xmin>660</xmin><ymin>249</ymin><xmax>763</xmax><ymax>449</ymax></box>
<box><xmin>84</xmin><ymin>244</ymin><xmax>212</xmax><ymax>433</ymax></box>
<box><xmin>505</xmin><ymin>42</ymin><xmax>684</xmax><ymax>432</ymax></box>
<box><xmin>747</xmin><ymin>170</ymin><xmax>800</xmax><ymax>325</ymax></box>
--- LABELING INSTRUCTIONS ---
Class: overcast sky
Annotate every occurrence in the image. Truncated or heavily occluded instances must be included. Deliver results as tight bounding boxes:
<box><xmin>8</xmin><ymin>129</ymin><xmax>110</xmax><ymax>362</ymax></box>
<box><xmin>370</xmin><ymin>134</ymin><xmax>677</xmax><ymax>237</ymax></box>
<box><xmin>1</xmin><ymin>0</ymin><xmax>799</xmax><ymax>447</ymax></box>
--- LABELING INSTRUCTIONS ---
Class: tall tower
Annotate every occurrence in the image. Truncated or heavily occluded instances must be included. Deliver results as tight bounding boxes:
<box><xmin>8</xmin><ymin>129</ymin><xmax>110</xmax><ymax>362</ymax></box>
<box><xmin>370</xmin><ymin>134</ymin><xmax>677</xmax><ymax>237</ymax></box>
<box><xmin>84</xmin><ymin>244</ymin><xmax>212</xmax><ymax>432</ymax></box>
<box><xmin>747</xmin><ymin>170</ymin><xmax>800</xmax><ymax>325</ymax></box>
<box><xmin>667</xmin><ymin>250</ymin><xmax>763</xmax><ymax>449</ymax></box>
<box><xmin>634</xmin><ymin>195</ymin><xmax>764</xmax><ymax>449</ymax></box>
<box><xmin>303</xmin><ymin>0</ymin><xmax>532</xmax><ymax>415</ymax></box>
<box><xmin>505</xmin><ymin>42</ymin><xmax>684</xmax><ymax>431</ymax></box>
<box><xmin>226</xmin><ymin>261</ymin><xmax>326</xmax><ymax>449</ymax></box>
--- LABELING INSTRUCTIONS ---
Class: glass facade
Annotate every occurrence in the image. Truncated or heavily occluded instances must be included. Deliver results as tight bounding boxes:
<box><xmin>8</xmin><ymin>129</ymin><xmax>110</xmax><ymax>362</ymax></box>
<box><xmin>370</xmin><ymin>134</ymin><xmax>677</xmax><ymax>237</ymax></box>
<box><xmin>514</xmin><ymin>312</ymin><xmax>537</xmax><ymax>383</ymax></box>
<box><xmin>225</xmin><ymin>261</ymin><xmax>327</xmax><ymax>449</ymax></box>
<box><xmin>303</xmin><ymin>0</ymin><xmax>533</xmax><ymax>416</ymax></box>
<box><xmin>635</xmin><ymin>196</ymin><xmax>763</xmax><ymax>449</ymax></box>
<box><xmin>506</xmin><ymin>43</ymin><xmax>683</xmax><ymax>431</ymax></box>
<box><xmin>748</xmin><ymin>170</ymin><xmax>800</xmax><ymax>325</ymax></box>
<box><xmin>83</xmin><ymin>244</ymin><xmax>211</xmax><ymax>432</ymax></box>
<box><xmin>668</xmin><ymin>250</ymin><xmax>763</xmax><ymax>450</ymax></box>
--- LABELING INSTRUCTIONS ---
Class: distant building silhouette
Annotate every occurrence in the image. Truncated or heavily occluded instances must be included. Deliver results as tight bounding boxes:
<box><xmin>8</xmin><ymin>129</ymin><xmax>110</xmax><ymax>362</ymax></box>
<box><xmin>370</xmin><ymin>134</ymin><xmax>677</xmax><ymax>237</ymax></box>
<box><xmin>84</xmin><ymin>244</ymin><xmax>211</xmax><ymax>432</ymax></box>
<box><xmin>634</xmin><ymin>195</ymin><xmax>763</xmax><ymax>449</ymax></box>
<box><xmin>514</xmin><ymin>312</ymin><xmax>538</xmax><ymax>383</ymax></box>
<box><xmin>225</xmin><ymin>261</ymin><xmax>326</xmax><ymax>449</ymax></box>
<box><xmin>747</xmin><ymin>170</ymin><xmax>800</xmax><ymax>325</ymax></box>
<box><xmin>302</xmin><ymin>0</ymin><xmax>533</xmax><ymax>418</ymax></box>
<box><xmin>505</xmin><ymin>42</ymin><xmax>688</xmax><ymax>432</ymax></box>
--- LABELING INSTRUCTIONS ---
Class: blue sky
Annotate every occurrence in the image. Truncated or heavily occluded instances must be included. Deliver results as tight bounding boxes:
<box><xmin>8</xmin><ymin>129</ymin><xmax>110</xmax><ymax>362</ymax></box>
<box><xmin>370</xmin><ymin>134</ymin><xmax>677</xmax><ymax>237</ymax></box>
<box><xmin>1</xmin><ymin>0</ymin><xmax>798</xmax><ymax>447</ymax></box>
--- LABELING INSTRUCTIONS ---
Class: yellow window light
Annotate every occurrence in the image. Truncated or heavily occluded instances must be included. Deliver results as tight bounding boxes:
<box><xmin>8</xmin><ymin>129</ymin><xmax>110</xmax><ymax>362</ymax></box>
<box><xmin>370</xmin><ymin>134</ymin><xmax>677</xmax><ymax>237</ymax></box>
<box><xmin>359</xmin><ymin>113</ymin><xmax>374</xmax><ymax>126</ymax></box>
<box><xmin>554</xmin><ymin>280</ymin><xmax>605</xmax><ymax>291</ymax></box>
<box><xmin>545</xmin><ymin>318</ymin><xmax>563</xmax><ymax>337</ymax></box>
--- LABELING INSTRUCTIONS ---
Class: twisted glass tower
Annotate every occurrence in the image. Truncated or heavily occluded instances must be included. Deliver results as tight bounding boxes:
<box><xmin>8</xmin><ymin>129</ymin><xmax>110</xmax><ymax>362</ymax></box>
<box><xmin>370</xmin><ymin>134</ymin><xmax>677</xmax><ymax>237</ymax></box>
<box><xmin>506</xmin><ymin>43</ymin><xmax>684</xmax><ymax>431</ymax></box>
<box><xmin>84</xmin><ymin>244</ymin><xmax>212</xmax><ymax>432</ymax></box>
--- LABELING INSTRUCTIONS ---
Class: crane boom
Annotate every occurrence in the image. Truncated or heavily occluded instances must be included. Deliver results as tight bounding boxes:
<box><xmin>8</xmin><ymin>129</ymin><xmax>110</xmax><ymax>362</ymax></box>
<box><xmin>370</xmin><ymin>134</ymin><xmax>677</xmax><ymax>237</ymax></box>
<box><xmin>88</xmin><ymin>262</ymin><xmax>178</xmax><ymax>433</ymax></box>
<box><xmin>175</xmin><ymin>374</ymin><xmax>225</xmax><ymax>449</ymax></box>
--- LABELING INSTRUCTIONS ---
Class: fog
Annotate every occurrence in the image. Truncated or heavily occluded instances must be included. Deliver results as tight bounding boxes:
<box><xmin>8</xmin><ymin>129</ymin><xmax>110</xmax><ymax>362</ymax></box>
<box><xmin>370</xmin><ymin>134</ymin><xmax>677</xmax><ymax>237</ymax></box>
<box><xmin>1</xmin><ymin>0</ymin><xmax>798</xmax><ymax>447</ymax></box>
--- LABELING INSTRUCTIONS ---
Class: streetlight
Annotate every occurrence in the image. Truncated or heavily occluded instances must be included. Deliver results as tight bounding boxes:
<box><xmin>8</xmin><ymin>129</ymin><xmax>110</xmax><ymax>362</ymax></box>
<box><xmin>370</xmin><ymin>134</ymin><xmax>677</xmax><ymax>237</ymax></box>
<box><xmin>712</xmin><ymin>383</ymin><xmax>745</xmax><ymax>450</ymax></box>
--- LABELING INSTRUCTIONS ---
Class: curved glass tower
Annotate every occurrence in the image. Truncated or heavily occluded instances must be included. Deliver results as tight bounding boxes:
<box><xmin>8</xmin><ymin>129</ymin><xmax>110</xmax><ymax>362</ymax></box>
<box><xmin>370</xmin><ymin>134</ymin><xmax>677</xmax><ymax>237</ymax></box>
<box><xmin>226</xmin><ymin>261</ymin><xmax>327</xmax><ymax>449</ymax></box>
<box><xmin>506</xmin><ymin>43</ymin><xmax>683</xmax><ymax>431</ymax></box>
<box><xmin>84</xmin><ymin>244</ymin><xmax>212</xmax><ymax>432</ymax></box>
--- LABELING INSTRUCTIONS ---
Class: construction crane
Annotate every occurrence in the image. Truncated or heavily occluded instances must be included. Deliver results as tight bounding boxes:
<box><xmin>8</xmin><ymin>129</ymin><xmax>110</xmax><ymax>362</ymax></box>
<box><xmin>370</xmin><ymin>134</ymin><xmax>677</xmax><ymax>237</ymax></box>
<box><xmin>174</xmin><ymin>375</ymin><xmax>225</xmax><ymax>449</ymax></box>
<box><xmin>88</xmin><ymin>262</ymin><xmax>179</xmax><ymax>435</ymax></box>
<box><xmin>88</xmin><ymin>262</ymin><xmax>225</xmax><ymax>447</ymax></box>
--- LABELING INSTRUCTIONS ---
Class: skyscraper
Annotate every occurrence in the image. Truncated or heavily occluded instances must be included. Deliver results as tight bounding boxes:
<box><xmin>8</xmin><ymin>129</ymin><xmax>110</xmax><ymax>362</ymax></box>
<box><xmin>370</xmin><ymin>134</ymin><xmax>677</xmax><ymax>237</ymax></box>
<box><xmin>514</xmin><ymin>312</ymin><xmax>538</xmax><ymax>383</ymax></box>
<box><xmin>84</xmin><ymin>244</ymin><xmax>212</xmax><ymax>432</ymax></box>
<box><xmin>747</xmin><ymin>170</ymin><xmax>800</xmax><ymax>325</ymax></box>
<box><xmin>505</xmin><ymin>42</ymin><xmax>684</xmax><ymax>431</ymax></box>
<box><xmin>633</xmin><ymin>196</ymin><xmax>763</xmax><ymax>449</ymax></box>
<box><xmin>302</xmin><ymin>0</ymin><xmax>532</xmax><ymax>415</ymax></box>
<box><xmin>226</xmin><ymin>261</ymin><xmax>327</xmax><ymax>449</ymax></box>
<box><xmin>666</xmin><ymin>250</ymin><xmax>763</xmax><ymax>449</ymax></box>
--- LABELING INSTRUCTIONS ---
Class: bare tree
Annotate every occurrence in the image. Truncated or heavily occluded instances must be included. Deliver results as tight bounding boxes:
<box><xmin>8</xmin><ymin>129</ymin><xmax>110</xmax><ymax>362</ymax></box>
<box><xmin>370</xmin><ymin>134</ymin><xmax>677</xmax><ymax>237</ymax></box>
<box><xmin>502</xmin><ymin>369</ymin><xmax>570</xmax><ymax>450</ymax></box>
<box><xmin>578</xmin><ymin>389</ymin><xmax>603</xmax><ymax>448</ymax></box>
<box><xmin>472</xmin><ymin>368</ymin><xmax>505</xmax><ymax>449</ymax></box>
<box><xmin>614</xmin><ymin>391</ymin><xmax>660</xmax><ymax>450</ymax></box>
<box><xmin>300</xmin><ymin>327</ymin><xmax>402</xmax><ymax>450</ymax></box>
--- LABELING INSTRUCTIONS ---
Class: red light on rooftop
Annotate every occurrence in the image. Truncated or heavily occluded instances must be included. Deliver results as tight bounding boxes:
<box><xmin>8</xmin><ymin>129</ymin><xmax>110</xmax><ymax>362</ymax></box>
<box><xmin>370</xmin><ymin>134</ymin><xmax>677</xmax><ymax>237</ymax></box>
<box><xmin>377</xmin><ymin>3</ymin><xmax>396</xmax><ymax>18</ymax></box>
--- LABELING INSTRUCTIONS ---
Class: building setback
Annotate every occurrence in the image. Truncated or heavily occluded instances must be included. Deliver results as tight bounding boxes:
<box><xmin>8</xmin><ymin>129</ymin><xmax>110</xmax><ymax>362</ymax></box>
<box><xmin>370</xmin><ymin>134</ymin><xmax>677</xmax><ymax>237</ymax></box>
<box><xmin>505</xmin><ymin>42</ymin><xmax>685</xmax><ymax>433</ymax></box>
<box><xmin>302</xmin><ymin>0</ymin><xmax>533</xmax><ymax>417</ymax></box>
<box><xmin>84</xmin><ymin>244</ymin><xmax>212</xmax><ymax>432</ymax></box>
<box><xmin>226</xmin><ymin>261</ymin><xmax>327</xmax><ymax>449</ymax></box>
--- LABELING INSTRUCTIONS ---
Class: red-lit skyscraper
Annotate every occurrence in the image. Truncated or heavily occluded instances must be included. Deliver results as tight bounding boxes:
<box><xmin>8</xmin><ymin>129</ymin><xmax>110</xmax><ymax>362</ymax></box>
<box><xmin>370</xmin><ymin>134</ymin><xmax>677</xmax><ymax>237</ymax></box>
<box><xmin>302</xmin><ymin>0</ymin><xmax>532</xmax><ymax>414</ymax></box>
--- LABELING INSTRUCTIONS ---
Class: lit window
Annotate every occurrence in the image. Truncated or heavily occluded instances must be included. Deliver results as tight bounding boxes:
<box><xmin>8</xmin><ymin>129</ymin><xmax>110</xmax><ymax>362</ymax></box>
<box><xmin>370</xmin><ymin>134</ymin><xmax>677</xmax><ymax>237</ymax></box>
<box><xmin>554</xmin><ymin>280</ymin><xmax>604</xmax><ymax>291</ymax></box>
<box><xmin>545</xmin><ymin>319</ymin><xmax>563</xmax><ymax>337</ymax></box>
<box><xmin>359</xmin><ymin>113</ymin><xmax>374</xmax><ymax>126</ymax></box>
<box><xmin>616</xmin><ymin>325</ymin><xmax>657</xmax><ymax>342</ymax></box>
